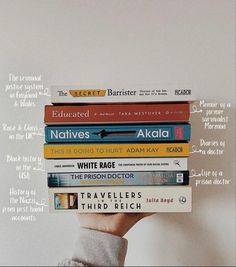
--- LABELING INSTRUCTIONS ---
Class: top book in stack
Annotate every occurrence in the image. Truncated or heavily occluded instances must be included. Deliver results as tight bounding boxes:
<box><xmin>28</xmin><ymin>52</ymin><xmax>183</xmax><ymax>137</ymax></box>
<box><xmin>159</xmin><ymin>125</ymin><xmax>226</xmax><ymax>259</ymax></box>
<box><xmin>50</xmin><ymin>85</ymin><xmax>195</xmax><ymax>104</ymax></box>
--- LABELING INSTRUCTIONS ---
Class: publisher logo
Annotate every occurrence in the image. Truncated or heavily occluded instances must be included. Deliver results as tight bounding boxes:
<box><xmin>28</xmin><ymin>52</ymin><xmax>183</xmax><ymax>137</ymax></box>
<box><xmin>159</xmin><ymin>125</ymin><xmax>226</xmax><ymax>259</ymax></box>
<box><xmin>175</xmin><ymin>89</ymin><xmax>191</xmax><ymax>95</ymax></box>
<box><xmin>174</xmin><ymin>126</ymin><xmax>184</xmax><ymax>139</ymax></box>
<box><xmin>176</xmin><ymin>173</ymin><xmax>184</xmax><ymax>183</ymax></box>
<box><xmin>179</xmin><ymin>196</ymin><xmax>187</xmax><ymax>204</ymax></box>
<box><xmin>69</xmin><ymin>89</ymin><xmax>106</xmax><ymax>97</ymax></box>
<box><xmin>174</xmin><ymin>160</ymin><xmax>181</xmax><ymax>167</ymax></box>
<box><xmin>167</xmin><ymin>147</ymin><xmax>183</xmax><ymax>153</ymax></box>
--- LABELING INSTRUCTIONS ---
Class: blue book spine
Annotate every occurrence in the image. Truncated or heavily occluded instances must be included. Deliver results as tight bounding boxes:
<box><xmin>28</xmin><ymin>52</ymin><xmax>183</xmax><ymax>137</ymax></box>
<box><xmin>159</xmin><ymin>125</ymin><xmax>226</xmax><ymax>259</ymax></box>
<box><xmin>48</xmin><ymin>171</ymin><xmax>189</xmax><ymax>187</ymax></box>
<box><xmin>45</xmin><ymin>124</ymin><xmax>191</xmax><ymax>143</ymax></box>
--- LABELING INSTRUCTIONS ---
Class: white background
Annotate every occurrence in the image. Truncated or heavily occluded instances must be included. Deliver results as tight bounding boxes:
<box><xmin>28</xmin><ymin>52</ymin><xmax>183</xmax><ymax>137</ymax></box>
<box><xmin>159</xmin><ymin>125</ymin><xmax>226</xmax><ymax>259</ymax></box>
<box><xmin>0</xmin><ymin>0</ymin><xmax>235</xmax><ymax>266</ymax></box>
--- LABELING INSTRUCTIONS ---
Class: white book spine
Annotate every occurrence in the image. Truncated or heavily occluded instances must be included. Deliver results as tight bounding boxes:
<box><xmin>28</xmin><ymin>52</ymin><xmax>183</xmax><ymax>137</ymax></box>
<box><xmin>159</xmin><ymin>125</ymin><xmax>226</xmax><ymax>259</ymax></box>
<box><xmin>45</xmin><ymin>157</ymin><xmax>188</xmax><ymax>172</ymax></box>
<box><xmin>51</xmin><ymin>85</ymin><xmax>195</xmax><ymax>103</ymax></box>
<box><xmin>49</xmin><ymin>186</ymin><xmax>192</xmax><ymax>213</ymax></box>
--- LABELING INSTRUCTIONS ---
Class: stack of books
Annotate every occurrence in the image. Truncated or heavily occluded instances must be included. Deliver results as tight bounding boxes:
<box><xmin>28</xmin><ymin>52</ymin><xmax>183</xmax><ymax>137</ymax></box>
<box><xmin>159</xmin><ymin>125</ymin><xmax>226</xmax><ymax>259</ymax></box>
<box><xmin>44</xmin><ymin>86</ymin><xmax>195</xmax><ymax>213</ymax></box>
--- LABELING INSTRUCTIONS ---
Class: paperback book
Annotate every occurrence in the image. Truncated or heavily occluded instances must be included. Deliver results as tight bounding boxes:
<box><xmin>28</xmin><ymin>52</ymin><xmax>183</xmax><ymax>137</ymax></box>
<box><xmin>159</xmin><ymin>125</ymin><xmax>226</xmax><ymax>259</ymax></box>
<box><xmin>45</xmin><ymin>157</ymin><xmax>188</xmax><ymax>173</ymax></box>
<box><xmin>49</xmin><ymin>186</ymin><xmax>192</xmax><ymax>213</ymax></box>
<box><xmin>44</xmin><ymin>103</ymin><xmax>190</xmax><ymax>124</ymax></box>
<box><xmin>45</xmin><ymin>123</ymin><xmax>191</xmax><ymax>143</ymax></box>
<box><xmin>50</xmin><ymin>85</ymin><xmax>195</xmax><ymax>103</ymax></box>
<box><xmin>47</xmin><ymin>170</ymin><xmax>189</xmax><ymax>187</ymax></box>
<box><xmin>44</xmin><ymin>142</ymin><xmax>190</xmax><ymax>158</ymax></box>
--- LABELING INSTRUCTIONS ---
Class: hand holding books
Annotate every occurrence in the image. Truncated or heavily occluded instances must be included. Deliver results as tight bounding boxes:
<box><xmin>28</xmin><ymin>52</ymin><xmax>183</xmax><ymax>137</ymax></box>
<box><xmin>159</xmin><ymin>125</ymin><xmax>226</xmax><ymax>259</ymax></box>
<box><xmin>45</xmin><ymin>86</ymin><xmax>194</xmax><ymax>213</ymax></box>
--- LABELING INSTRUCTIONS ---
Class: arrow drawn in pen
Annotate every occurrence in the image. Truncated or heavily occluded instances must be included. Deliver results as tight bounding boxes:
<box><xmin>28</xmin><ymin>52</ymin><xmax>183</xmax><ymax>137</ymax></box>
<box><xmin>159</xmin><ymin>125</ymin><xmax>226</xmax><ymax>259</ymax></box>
<box><xmin>92</xmin><ymin>129</ymin><xmax>136</xmax><ymax>139</ymax></box>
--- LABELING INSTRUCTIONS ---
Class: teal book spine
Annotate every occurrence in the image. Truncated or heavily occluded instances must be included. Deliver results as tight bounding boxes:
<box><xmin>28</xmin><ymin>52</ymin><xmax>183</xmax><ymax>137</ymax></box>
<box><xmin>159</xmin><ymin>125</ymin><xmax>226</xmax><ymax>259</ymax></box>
<box><xmin>45</xmin><ymin>123</ymin><xmax>191</xmax><ymax>143</ymax></box>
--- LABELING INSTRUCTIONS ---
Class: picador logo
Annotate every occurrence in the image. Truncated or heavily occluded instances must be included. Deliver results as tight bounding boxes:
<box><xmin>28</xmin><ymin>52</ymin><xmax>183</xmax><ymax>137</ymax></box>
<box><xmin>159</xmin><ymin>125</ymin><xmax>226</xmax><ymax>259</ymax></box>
<box><xmin>175</xmin><ymin>89</ymin><xmax>191</xmax><ymax>95</ymax></box>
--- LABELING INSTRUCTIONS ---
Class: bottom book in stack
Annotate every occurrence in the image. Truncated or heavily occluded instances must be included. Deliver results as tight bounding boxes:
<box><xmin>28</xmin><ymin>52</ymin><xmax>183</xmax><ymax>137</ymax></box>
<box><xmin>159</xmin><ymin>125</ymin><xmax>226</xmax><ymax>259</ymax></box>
<box><xmin>49</xmin><ymin>186</ymin><xmax>192</xmax><ymax>213</ymax></box>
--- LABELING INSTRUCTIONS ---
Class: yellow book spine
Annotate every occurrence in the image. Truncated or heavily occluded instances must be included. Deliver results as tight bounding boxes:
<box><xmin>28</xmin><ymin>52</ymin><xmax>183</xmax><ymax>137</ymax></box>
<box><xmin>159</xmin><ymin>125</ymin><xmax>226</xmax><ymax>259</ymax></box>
<box><xmin>44</xmin><ymin>143</ymin><xmax>189</xmax><ymax>158</ymax></box>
